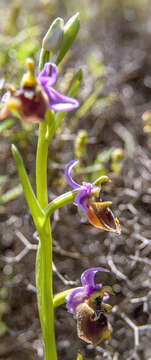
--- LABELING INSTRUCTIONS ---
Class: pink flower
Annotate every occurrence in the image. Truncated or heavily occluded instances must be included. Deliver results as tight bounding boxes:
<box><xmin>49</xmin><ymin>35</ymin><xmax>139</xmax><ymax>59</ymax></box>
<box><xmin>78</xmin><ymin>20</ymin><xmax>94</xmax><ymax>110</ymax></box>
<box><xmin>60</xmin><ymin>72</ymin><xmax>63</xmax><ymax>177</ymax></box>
<box><xmin>0</xmin><ymin>60</ymin><xmax>79</xmax><ymax>123</ymax></box>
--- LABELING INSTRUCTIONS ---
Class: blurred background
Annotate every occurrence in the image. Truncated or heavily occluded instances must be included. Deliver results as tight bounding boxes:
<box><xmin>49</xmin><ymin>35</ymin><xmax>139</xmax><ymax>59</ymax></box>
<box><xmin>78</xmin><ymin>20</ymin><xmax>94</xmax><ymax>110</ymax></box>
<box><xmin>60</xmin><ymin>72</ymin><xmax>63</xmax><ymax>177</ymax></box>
<box><xmin>0</xmin><ymin>0</ymin><xmax>151</xmax><ymax>359</ymax></box>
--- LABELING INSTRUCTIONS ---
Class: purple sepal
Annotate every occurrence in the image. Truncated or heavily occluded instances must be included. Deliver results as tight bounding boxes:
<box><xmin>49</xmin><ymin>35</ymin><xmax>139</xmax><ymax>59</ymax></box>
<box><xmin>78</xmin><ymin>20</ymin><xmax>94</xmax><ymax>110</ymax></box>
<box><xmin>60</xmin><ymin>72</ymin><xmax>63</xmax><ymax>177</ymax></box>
<box><xmin>65</xmin><ymin>287</ymin><xmax>86</xmax><ymax>314</ymax></box>
<box><xmin>84</xmin><ymin>284</ymin><xmax>102</xmax><ymax>297</ymax></box>
<box><xmin>47</xmin><ymin>87</ymin><xmax>79</xmax><ymax>112</ymax></box>
<box><xmin>81</xmin><ymin>267</ymin><xmax>109</xmax><ymax>289</ymax></box>
<box><xmin>65</xmin><ymin>160</ymin><xmax>80</xmax><ymax>188</ymax></box>
<box><xmin>65</xmin><ymin>160</ymin><xmax>92</xmax><ymax>215</ymax></box>
<box><xmin>38</xmin><ymin>62</ymin><xmax>79</xmax><ymax>112</ymax></box>
<box><xmin>82</xmin><ymin>182</ymin><xmax>92</xmax><ymax>195</ymax></box>
<box><xmin>74</xmin><ymin>189</ymin><xmax>88</xmax><ymax>216</ymax></box>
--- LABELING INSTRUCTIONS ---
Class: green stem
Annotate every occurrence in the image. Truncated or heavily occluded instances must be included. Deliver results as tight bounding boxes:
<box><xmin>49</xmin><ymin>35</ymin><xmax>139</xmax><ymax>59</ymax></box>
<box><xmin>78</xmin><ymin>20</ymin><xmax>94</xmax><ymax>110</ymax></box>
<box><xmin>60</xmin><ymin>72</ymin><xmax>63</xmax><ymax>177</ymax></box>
<box><xmin>36</xmin><ymin>223</ymin><xmax>57</xmax><ymax>360</ymax></box>
<box><xmin>36</xmin><ymin>122</ymin><xmax>49</xmax><ymax>208</ymax></box>
<box><xmin>44</xmin><ymin>190</ymin><xmax>78</xmax><ymax>218</ymax></box>
<box><xmin>36</xmin><ymin>121</ymin><xmax>57</xmax><ymax>360</ymax></box>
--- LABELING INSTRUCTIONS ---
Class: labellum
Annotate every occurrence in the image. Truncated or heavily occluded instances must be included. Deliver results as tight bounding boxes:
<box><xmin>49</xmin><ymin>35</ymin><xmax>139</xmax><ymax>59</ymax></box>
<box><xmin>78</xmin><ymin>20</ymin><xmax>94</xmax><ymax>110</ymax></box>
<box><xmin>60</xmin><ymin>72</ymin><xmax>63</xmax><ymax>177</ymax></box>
<box><xmin>87</xmin><ymin>201</ymin><xmax>121</xmax><ymax>235</ymax></box>
<box><xmin>76</xmin><ymin>300</ymin><xmax>112</xmax><ymax>345</ymax></box>
<box><xmin>12</xmin><ymin>86</ymin><xmax>48</xmax><ymax>123</ymax></box>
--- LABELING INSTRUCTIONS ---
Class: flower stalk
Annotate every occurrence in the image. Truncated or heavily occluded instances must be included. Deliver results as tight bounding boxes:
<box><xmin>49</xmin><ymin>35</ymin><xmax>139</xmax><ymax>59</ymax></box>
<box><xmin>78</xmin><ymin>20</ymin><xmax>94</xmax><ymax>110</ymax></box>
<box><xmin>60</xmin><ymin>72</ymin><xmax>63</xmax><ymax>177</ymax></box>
<box><xmin>35</xmin><ymin>112</ymin><xmax>57</xmax><ymax>359</ymax></box>
<box><xmin>44</xmin><ymin>190</ymin><xmax>78</xmax><ymax>218</ymax></box>
<box><xmin>36</xmin><ymin>225</ymin><xmax>57</xmax><ymax>360</ymax></box>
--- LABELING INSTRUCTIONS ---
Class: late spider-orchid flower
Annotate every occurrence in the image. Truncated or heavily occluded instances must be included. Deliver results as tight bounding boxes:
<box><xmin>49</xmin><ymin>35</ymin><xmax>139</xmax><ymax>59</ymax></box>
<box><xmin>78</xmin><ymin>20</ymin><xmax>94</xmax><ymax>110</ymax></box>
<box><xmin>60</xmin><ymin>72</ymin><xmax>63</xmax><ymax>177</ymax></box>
<box><xmin>0</xmin><ymin>60</ymin><xmax>79</xmax><ymax>123</ymax></box>
<box><xmin>65</xmin><ymin>160</ymin><xmax>121</xmax><ymax>235</ymax></box>
<box><xmin>65</xmin><ymin>267</ymin><xmax>113</xmax><ymax>345</ymax></box>
<box><xmin>65</xmin><ymin>267</ymin><xmax>110</xmax><ymax>314</ymax></box>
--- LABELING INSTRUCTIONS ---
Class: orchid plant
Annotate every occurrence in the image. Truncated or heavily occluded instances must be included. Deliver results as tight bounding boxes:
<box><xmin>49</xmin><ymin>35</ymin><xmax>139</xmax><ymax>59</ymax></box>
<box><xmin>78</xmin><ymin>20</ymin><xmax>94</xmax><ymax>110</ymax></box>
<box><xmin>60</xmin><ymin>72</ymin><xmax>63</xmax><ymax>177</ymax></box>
<box><xmin>0</xmin><ymin>14</ymin><xmax>120</xmax><ymax>360</ymax></box>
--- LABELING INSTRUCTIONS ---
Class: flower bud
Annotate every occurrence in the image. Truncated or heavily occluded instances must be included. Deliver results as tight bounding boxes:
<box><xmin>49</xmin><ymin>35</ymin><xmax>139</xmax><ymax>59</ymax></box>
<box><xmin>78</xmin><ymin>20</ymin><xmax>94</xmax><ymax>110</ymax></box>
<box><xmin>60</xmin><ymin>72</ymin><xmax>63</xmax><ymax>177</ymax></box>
<box><xmin>111</xmin><ymin>148</ymin><xmax>124</xmax><ymax>162</ymax></box>
<box><xmin>42</xmin><ymin>17</ymin><xmax>64</xmax><ymax>52</ymax></box>
<box><xmin>56</xmin><ymin>12</ymin><xmax>80</xmax><ymax>65</ymax></box>
<box><xmin>74</xmin><ymin>130</ymin><xmax>88</xmax><ymax>160</ymax></box>
<box><xmin>76</xmin><ymin>353</ymin><xmax>83</xmax><ymax>360</ymax></box>
<box><xmin>142</xmin><ymin>111</ymin><xmax>151</xmax><ymax>134</ymax></box>
<box><xmin>111</xmin><ymin>148</ymin><xmax>124</xmax><ymax>174</ymax></box>
<box><xmin>142</xmin><ymin>110</ymin><xmax>151</xmax><ymax>123</ymax></box>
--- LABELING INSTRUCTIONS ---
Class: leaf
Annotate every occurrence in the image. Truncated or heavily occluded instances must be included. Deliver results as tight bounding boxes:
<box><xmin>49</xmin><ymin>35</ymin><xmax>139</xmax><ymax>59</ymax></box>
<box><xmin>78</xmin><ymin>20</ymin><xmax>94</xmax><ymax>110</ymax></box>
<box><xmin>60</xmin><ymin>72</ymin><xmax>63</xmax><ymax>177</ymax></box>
<box><xmin>0</xmin><ymin>321</ymin><xmax>7</xmax><ymax>337</ymax></box>
<box><xmin>11</xmin><ymin>144</ymin><xmax>45</xmax><ymax>229</ymax></box>
<box><xmin>0</xmin><ymin>118</ymin><xmax>14</xmax><ymax>133</ymax></box>
<box><xmin>0</xmin><ymin>176</ymin><xmax>7</xmax><ymax>185</ymax></box>
<box><xmin>0</xmin><ymin>184</ymin><xmax>23</xmax><ymax>204</ymax></box>
<box><xmin>68</xmin><ymin>69</ymin><xmax>82</xmax><ymax>97</ymax></box>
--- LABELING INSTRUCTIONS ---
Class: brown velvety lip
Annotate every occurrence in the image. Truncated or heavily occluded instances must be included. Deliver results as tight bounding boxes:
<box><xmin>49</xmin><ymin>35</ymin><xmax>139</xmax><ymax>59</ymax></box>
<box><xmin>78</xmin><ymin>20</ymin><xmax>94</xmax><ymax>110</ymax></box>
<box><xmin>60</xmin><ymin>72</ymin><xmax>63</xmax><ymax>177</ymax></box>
<box><xmin>87</xmin><ymin>202</ymin><xmax>121</xmax><ymax>235</ymax></box>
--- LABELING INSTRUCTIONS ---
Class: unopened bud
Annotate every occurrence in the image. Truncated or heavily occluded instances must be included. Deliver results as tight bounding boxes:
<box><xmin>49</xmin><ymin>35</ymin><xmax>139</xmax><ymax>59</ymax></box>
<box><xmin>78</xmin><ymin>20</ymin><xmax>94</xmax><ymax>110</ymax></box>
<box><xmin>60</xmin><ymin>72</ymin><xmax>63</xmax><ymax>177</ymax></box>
<box><xmin>74</xmin><ymin>130</ymin><xmax>88</xmax><ymax>160</ymax></box>
<box><xmin>42</xmin><ymin>17</ymin><xmax>64</xmax><ymax>52</ymax></box>
<box><xmin>142</xmin><ymin>111</ymin><xmax>151</xmax><ymax>135</ymax></box>
<box><xmin>142</xmin><ymin>110</ymin><xmax>151</xmax><ymax>123</ymax></box>
<box><xmin>144</xmin><ymin>124</ymin><xmax>151</xmax><ymax>134</ymax></box>
<box><xmin>56</xmin><ymin>12</ymin><xmax>80</xmax><ymax>65</ymax></box>
<box><xmin>76</xmin><ymin>353</ymin><xmax>83</xmax><ymax>360</ymax></box>
<box><xmin>111</xmin><ymin>148</ymin><xmax>124</xmax><ymax>162</ymax></box>
<box><xmin>111</xmin><ymin>148</ymin><xmax>124</xmax><ymax>174</ymax></box>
